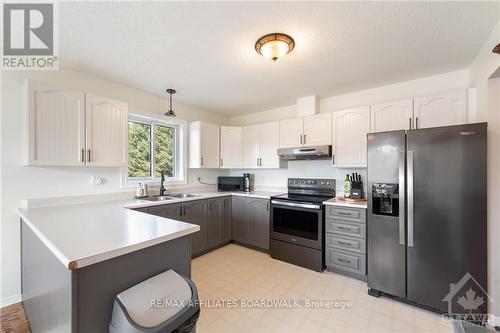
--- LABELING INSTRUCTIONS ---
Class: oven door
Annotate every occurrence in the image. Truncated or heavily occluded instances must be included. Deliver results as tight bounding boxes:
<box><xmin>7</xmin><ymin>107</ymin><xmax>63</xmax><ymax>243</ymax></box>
<box><xmin>270</xmin><ymin>200</ymin><xmax>323</xmax><ymax>250</ymax></box>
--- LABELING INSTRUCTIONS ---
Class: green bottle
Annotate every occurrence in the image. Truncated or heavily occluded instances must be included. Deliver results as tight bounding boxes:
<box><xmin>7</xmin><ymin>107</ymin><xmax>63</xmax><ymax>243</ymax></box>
<box><xmin>344</xmin><ymin>174</ymin><xmax>351</xmax><ymax>198</ymax></box>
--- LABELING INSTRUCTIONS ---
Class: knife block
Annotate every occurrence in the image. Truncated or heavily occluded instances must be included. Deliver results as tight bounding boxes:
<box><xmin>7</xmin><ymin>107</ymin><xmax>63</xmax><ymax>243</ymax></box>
<box><xmin>350</xmin><ymin>181</ymin><xmax>364</xmax><ymax>199</ymax></box>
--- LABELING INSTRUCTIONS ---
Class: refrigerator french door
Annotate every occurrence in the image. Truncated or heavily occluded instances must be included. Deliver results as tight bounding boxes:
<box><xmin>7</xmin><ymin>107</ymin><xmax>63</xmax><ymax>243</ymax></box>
<box><xmin>367</xmin><ymin>123</ymin><xmax>487</xmax><ymax>314</ymax></box>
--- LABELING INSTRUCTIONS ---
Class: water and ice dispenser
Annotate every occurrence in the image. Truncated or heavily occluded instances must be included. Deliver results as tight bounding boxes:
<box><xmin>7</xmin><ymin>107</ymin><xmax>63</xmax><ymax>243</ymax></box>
<box><xmin>372</xmin><ymin>183</ymin><xmax>399</xmax><ymax>216</ymax></box>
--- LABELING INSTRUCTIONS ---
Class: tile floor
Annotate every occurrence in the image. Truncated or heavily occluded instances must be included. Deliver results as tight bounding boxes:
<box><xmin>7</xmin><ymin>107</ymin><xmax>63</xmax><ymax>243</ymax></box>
<box><xmin>191</xmin><ymin>244</ymin><xmax>454</xmax><ymax>333</ymax></box>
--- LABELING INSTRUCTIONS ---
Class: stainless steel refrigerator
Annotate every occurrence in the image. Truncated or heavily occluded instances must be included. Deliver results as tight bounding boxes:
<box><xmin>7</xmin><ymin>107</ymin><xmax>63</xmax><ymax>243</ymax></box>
<box><xmin>367</xmin><ymin>123</ymin><xmax>487</xmax><ymax>314</ymax></box>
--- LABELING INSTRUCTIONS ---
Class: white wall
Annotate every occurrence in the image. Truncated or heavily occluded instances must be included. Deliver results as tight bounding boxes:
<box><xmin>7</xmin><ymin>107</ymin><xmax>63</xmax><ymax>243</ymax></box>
<box><xmin>231</xmin><ymin>161</ymin><xmax>365</xmax><ymax>195</ymax></box>
<box><xmin>470</xmin><ymin>19</ymin><xmax>500</xmax><ymax>121</ymax></box>
<box><xmin>230</xmin><ymin>69</ymin><xmax>470</xmax><ymax>126</ymax></box>
<box><xmin>0</xmin><ymin>69</ymin><xmax>229</xmax><ymax>306</ymax></box>
<box><xmin>468</xmin><ymin>18</ymin><xmax>500</xmax><ymax>326</ymax></box>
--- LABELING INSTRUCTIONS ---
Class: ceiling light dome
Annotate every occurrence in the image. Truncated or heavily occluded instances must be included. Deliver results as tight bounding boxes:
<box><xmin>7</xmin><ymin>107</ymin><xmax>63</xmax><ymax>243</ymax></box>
<box><xmin>255</xmin><ymin>33</ymin><xmax>295</xmax><ymax>61</ymax></box>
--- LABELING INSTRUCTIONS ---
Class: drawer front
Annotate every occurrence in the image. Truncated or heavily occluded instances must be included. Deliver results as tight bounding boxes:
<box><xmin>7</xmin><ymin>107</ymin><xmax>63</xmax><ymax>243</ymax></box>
<box><xmin>326</xmin><ymin>206</ymin><xmax>366</xmax><ymax>223</ymax></box>
<box><xmin>326</xmin><ymin>234</ymin><xmax>366</xmax><ymax>254</ymax></box>
<box><xmin>326</xmin><ymin>220</ymin><xmax>366</xmax><ymax>239</ymax></box>
<box><xmin>326</xmin><ymin>248</ymin><xmax>366</xmax><ymax>276</ymax></box>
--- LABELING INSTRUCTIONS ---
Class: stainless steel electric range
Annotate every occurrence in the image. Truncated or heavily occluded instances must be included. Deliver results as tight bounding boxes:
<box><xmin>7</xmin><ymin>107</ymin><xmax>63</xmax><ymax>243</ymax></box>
<box><xmin>270</xmin><ymin>178</ymin><xmax>336</xmax><ymax>272</ymax></box>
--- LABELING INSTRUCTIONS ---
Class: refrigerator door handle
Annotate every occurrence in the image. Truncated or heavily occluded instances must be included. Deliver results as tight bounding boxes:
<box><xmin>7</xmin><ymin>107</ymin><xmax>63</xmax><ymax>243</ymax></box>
<box><xmin>398</xmin><ymin>151</ymin><xmax>406</xmax><ymax>245</ymax></box>
<box><xmin>407</xmin><ymin>150</ymin><xmax>415</xmax><ymax>247</ymax></box>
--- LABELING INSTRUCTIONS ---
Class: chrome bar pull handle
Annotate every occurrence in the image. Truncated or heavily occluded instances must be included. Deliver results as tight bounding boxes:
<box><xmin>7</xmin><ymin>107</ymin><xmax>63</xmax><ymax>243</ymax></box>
<box><xmin>398</xmin><ymin>151</ymin><xmax>406</xmax><ymax>245</ymax></box>
<box><xmin>407</xmin><ymin>150</ymin><xmax>414</xmax><ymax>247</ymax></box>
<box><xmin>87</xmin><ymin>149</ymin><xmax>91</xmax><ymax>163</ymax></box>
<box><xmin>409</xmin><ymin>118</ymin><xmax>412</xmax><ymax>130</ymax></box>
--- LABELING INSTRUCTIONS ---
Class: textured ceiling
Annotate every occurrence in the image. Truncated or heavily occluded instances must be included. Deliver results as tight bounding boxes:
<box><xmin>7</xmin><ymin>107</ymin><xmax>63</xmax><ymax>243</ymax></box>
<box><xmin>60</xmin><ymin>1</ymin><xmax>500</xmax><ymax>116</ymax></box>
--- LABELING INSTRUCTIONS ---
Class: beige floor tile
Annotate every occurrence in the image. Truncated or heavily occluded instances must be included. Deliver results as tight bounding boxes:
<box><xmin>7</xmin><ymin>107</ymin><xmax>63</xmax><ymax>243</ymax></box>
<box><xmin>192</xmin><ymin>244</ymin><xmax>447</xmax><ymax>333</ymax></box>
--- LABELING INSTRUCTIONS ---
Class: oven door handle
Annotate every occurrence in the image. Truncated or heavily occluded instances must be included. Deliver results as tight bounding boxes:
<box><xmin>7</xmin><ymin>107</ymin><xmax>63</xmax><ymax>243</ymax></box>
<box><xmin>271</xmin><ymin>200</ymin><xmax>321</xmax><ymax>210</ymax></box>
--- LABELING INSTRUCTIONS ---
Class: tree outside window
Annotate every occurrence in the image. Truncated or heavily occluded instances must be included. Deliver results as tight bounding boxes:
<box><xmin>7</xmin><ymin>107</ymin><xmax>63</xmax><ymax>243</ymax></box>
<box><xmin>128</xmin><ymin>117</ymin><xmax>176</xmax><ymax>180</ymax></box>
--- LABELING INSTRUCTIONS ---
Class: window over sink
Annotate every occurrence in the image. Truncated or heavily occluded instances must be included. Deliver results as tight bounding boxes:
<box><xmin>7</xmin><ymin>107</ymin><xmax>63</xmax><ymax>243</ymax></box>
<box><xmin>125</xmin><ymin>113</ymin><xmax>186</xmax><ymax>186</ymax></box>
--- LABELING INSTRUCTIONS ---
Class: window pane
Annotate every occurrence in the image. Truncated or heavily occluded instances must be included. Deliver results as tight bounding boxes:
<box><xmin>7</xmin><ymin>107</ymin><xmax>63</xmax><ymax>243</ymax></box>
<box><xmin>155</xmin><ymin>125</ymin><xmax>175</xmax><ymax>178</ymax></box>
<box><xmin>128</xmin><ymin>121</ymin><xmax>151</xmax><ymax>178</ymax></box>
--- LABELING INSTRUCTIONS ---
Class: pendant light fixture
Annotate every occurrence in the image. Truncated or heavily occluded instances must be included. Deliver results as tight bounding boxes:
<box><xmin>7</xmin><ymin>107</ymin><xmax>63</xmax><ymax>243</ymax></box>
<box><xmin>255</xmin><ymin>33</ymin><xmax>295</xmax><ymax>61</ymax></box>
<box><xmin>164</xmin><ymin>89</ymin><xmax>176</xmax><ymax>117</ymax></box>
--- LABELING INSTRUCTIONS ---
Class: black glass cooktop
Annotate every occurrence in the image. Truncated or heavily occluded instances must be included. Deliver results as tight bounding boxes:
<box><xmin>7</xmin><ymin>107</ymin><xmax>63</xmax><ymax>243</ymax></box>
<box><xmin>271</xmin><ymin>193</ymin><xmax>334</xmax><ymax>205</ymax></box>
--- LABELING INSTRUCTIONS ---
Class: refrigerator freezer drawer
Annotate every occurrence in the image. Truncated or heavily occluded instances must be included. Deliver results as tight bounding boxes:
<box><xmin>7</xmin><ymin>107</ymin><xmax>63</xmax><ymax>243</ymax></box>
<box><xmin>326</xmin><ymin>206</ymin><xmax>366</xmax><ymax>224</ymax></box>
<box><xmin>326</xmin><ymin>248</ymin><xmax>366</xmax><ymax>275</ymax></box>
<box><xmin>326</xmin><ymin>234</ymin><xmax>366</xmax><ymax>254</ymax></box>
<box><xmin>326</xmin><ymin>219</ymin><xmax>366</xmax><ymax>239</ymax></box>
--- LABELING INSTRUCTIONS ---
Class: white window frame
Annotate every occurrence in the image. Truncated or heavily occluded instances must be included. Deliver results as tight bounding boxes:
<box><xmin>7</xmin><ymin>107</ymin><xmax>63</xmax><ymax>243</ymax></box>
<box><xmin>121</xmin><ymin>109</ymin><xmax>187</xmax><ymax>188</ymax></box>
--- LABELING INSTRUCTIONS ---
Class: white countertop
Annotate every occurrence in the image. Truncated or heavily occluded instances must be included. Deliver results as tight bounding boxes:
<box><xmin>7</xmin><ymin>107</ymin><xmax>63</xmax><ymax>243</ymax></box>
<box><xmin>323</xmin><ymin>197</ymin><xmax>368</xmax><ymax>209</ymax></box>
<box><xmin>18</xmin><ymin>190</ymin><xmax>366</xmax><ymax>270</ymax></box>
<box><xmin>17</xmin><ymin>191</ymin><xmax>281</xmax><ymax>270</ymax></box>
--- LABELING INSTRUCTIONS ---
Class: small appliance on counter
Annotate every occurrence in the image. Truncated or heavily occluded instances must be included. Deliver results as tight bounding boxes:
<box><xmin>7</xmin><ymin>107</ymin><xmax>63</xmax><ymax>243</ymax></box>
<box><xmin>243</xmin><ymin>173</ymin><xmax>253</xmax><ymax>192</ymax></box>
<box><xmin>135</xmin><ymin>182</ymin><xmax>149</xmax><ymax>198</ymax></box>
<box><xmin>217</xmin><ymin>176</ymin><xmax>244</xmax><ymax>191</ymax></box>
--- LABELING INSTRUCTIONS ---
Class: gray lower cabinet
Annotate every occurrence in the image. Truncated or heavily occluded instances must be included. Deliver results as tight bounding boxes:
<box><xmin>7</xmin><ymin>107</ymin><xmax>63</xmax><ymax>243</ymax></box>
<box><xmin>232</xmin><ymin>196</ymin><xmax>247</xmax><ymax>243</ymax></box>
<box><xmin>325</xmin><ymin>206</ymin><xmax>367</xmax><ymax>281</ymax></box>
<box><xmin>246</xmin><ymin>198</ymin><xmax>270</xmax><ymax>250</ymax></box>
<box><xmin>207</xmin><ymin>197</ymin><xmax>232</xmax><ymax>249</ymax></box>
<box><xmin>182</xmin><ymin>200</ymin><xmax>208</xmax><ymax>256</ymax></box>
<box><xmin>148</xmin><ymin>198</ymin><xmax>232</xmax><ymax>256</ymax></box>
<box><xmin>148</xmin><ymin>203</ymin><xmax>182</xmax><ymax>220</ymax></box>
<box><xmin>232</xmin><ymin>196</ymin><xmax>270</xmax><ymax>251</ymax></box>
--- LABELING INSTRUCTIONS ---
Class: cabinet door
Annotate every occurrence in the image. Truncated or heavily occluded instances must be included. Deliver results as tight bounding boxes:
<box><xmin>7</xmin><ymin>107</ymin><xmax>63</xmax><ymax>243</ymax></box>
<box><xmin>148</xmin><ymin>203</ymin><xmax>182</xmax><ymax>220</ymax></box>
<box><xmin>243</xmin><ymin>125</ymin><xmax>260</xmax><ymax>168</ymax></box>
<box><xmin>220</xmin><ymin>126</ymin><xmax>243</xmax><ymax>168</ymax></box>
<box><xmin>370</xmin><ymin>99</ymin><xmax>413</xmax><ymax>132</ymax></box>
<box><xmin>303</xmin><ymin>113</ymin><xmax>332</xmax><ymax>146</ymax></box>
<box><xmin>413</xmin><ymin>90</ymin><xmax>467</xmax><ymax>129</ymax></box>
<box><xmin>232</xmin><ymin>196</ymin><xmax>247</xmax><ymax>243</ymax></box>
<box><xmin>246</xmin><ymin>198</ymin><xmax>270</xmax><ymax>250</ymax></box>
<box><xmin>332</xmin><ymin>107</ymin><xmax>370</xmax><ymax>167</ymax></box>
<box><xmin>200</xmin><ymin>122</ymin><xmax>220</xmax><ymax>168</ymax></box>
<box><xmin>207</xmin><ymin>198</ymin><xmax>223</xmax><ymax>249</ymax></box>
<box><xmin>279</xmin><ymin>118</ymin><xmax>303</xmax><ymax>148</ymax></box>
<box><xmin>85</xmin><ymin>94</ymin><xmax>128</xmax><ymax>166</ymax></box>
<box><xmin>182</xmin><ymin>200</ymin><xmax>208</xmax><ymax>256</ymax></box>
<box><xmin>259</xmin><ymin>121</ymin><xmax>280</xmax><ymax>168</ymax></box>
<box><xmin>26</xmin><ymin>81</ymin><xmax>86</xmax><ymax>166</ymax></box>
<box><xmin>222</xmin><ymin>197</ymin><xmax>232</xmax><ymax>243</ymax></box>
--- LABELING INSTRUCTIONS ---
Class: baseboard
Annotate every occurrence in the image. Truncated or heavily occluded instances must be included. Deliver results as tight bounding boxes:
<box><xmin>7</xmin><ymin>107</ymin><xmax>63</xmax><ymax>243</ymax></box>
<box><xmin>0</xmin><ymin>294</ymin><xmax>22</xmax><ymax>308</ymax></box>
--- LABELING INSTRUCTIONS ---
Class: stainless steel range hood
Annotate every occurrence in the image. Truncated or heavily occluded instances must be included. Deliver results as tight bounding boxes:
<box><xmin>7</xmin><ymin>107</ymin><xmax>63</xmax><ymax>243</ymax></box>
<box><xmin>278</xmin><ymin>145</ymin><xmax>332</xmax><ymax>160</ymax></box>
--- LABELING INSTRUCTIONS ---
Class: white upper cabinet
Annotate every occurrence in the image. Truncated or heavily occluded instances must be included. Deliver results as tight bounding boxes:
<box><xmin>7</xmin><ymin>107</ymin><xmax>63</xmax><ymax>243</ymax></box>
<box><xmin>370</xmin><ymin>99</ymin><xmax>413</xmax><ymax>132</ymax></box>
<box><xmin>188</xmin><ymin>121</ymin><xmax>220</xmax><ymax>168</ymax></box>
<box><xmin>279</xmin><ymin>118</ymin><xmax>303</xmax><ymax>148</ymax></box>
<box><xmin>243</xmin><ymin>121</ymin><xmax>280</xmax><ymax>169</ymax></box>
<box><xmin>25</xmin><ymin>81</ymin><xmax>128</xmax><ymax>167</ymax></box>
<box><xmin>220</xmin><ymin>126</ymin><xmax>243</xmax><ymax>168</ymax></box>
<box><xmin>279</xmin><ymin>114</ymin><xmax>332</xmax><ymax>148</ymax></box>
<box><xmin>85</xmin><ymin>94</ymin><xmax>128</xmax><ymax>167</ymax></box>
<box><xmin>259</xmin><ymin>121</ymin><xmax>280</xmax><ymax>168</ymax></box>
<box><xmin>332</xmin><ymin>106</ymin><xmax>370</xmax><ymax>167</ymax></box>
<box><xmin>303</xmin><ymin>113</ymin><xmax>332</xmax><ymax>146</ymax></box>
<box><xmin>413</xmin><ymin>90</ymin><xmax>467</xmax><ymax>129</ymax></box>
<box><xmin>243</xmin><ymin>124</ymin><xmax>260</xmax><ymax>168</ymax></box>
<box><xmin>26</xmin><ymin>81</ymin><xmax>86</xmax><ymax>166</ymax></box>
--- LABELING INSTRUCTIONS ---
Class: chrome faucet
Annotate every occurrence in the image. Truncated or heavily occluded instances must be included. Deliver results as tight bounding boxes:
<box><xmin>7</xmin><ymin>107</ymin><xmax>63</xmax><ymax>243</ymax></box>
<box><xmin>159</xmin><ymin>170</ymin><xmax>166</xmax><ymax>196</ymax></box>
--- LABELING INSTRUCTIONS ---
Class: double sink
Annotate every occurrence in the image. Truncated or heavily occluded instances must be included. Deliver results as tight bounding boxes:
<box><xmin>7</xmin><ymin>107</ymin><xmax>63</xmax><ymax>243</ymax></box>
<box><xmin>142</xmin><ymin>193</ymin><xmax>201</xmax><ymax>202</ymax></box>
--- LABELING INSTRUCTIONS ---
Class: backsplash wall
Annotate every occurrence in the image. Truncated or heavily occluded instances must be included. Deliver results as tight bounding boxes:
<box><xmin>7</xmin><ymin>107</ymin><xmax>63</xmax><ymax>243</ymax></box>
<box><xmin>229</xmin><ymin>159</ymin><xmax>367</xmax><ymax>195</ymax></box>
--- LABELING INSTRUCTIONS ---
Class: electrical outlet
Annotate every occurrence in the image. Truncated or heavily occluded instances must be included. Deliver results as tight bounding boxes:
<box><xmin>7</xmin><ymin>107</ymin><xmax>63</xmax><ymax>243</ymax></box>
<box><xmin>90</xmin><ymin>176</ymin><xmax>102</xmax><ymax>185</ymax></box>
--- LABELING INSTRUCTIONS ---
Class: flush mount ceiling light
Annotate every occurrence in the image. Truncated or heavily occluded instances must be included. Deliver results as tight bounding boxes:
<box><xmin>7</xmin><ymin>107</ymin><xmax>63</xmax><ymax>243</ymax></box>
<box><xmin>164</xmin><ymin>89</ymin><xmax>176</xmax><ymax>117</ymax></box>
<box><xmin>255</xmin><ymin>33</ymin><xmax>295</xmax><ymax>61</ymax></box>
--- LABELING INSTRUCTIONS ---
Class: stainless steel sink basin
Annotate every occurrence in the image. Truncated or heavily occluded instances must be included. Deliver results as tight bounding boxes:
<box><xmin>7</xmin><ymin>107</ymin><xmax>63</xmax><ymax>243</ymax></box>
<box><xmin>166</xmin><ymin>193</ymin><xmax>201</xmax><ymax>198</ymax></box>
<box><xmin>142</xmin><ymin>195</ymin><xmax>174</xmax><ymax>201</ymax></box>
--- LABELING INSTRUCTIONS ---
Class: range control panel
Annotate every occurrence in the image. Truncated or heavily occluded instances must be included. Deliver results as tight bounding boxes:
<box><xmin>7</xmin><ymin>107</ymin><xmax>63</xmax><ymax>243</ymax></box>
<box><xmin>287</xmin><ymin>178</ymin><xmax>335</xmax><ymax>190</ymax></box>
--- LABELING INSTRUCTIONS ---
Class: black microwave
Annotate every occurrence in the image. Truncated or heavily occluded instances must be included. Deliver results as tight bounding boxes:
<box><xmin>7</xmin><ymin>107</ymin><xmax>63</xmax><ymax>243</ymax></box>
<box><xmin>218</xmin><ymin>177</ymin><xmax>244</xmax><ymax>191</ymax></box>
